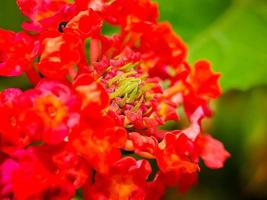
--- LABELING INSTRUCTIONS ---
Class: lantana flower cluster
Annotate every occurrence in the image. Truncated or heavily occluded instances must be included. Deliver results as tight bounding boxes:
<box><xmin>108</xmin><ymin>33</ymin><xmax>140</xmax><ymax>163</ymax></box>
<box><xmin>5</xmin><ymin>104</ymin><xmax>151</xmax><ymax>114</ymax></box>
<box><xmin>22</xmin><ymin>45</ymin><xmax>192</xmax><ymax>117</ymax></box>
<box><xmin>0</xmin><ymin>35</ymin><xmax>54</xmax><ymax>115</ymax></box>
<box><xmin>0</xmin><ymin>0</ymin><xmax>230</xmax><ymax>199</ymax></box>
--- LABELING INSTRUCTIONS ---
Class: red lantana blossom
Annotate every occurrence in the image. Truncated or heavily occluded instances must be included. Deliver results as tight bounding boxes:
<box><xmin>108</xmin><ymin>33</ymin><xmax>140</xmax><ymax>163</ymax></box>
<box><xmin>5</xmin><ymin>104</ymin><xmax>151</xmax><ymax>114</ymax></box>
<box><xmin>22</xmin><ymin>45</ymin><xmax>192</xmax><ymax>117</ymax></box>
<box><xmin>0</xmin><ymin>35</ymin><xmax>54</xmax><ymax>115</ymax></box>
<box><xmin>0</xmin><ymin>0</ymin><xmax>230</xmax><ymax>199</ymax></box>
<box><xmin>84</xmin><ymin>157</ymin><xmax>151</xmax><ymax>200</ymax></box>
<box><xmin>0</xmin><ymin>29</ymin><xmax>38</xmax><ymax>76</ymax></box>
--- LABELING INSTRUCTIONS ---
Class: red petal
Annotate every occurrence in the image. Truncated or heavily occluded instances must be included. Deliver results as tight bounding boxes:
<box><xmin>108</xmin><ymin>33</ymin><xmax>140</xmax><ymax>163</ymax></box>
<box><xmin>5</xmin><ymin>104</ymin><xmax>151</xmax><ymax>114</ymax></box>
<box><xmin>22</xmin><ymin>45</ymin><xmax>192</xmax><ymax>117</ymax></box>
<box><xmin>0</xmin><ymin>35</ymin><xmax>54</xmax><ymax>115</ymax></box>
<box><xmin>196</xmin><ymin>134</ymin><xmax>230</xmax><ymax>169</ymax></box>
<box><xmin>189</xmin><ymin>60</ymin><xmax>221</xmax><ymax>99</ymax></box>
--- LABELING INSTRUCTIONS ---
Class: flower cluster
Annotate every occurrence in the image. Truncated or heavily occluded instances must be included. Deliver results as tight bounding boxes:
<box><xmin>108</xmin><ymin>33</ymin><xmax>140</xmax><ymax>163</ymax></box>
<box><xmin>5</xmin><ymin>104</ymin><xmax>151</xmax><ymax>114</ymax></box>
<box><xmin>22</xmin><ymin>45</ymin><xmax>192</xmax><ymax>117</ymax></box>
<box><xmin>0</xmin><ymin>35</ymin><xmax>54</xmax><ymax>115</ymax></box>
<box><xmin>0</xmin><ymin>0</ymin><xmax>230</xmax><ymax>199</ymax></box>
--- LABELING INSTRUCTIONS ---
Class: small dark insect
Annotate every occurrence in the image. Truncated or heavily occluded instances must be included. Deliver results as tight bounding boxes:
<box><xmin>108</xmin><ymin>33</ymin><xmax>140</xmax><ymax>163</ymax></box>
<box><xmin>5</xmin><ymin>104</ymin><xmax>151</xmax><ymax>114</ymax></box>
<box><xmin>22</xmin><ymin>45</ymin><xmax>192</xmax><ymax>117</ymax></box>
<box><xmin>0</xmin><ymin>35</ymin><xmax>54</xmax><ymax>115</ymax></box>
<box><xmin>58</xmin><ymin>21</ymin><xmax>68</xmax><ymax>33</ymax></box>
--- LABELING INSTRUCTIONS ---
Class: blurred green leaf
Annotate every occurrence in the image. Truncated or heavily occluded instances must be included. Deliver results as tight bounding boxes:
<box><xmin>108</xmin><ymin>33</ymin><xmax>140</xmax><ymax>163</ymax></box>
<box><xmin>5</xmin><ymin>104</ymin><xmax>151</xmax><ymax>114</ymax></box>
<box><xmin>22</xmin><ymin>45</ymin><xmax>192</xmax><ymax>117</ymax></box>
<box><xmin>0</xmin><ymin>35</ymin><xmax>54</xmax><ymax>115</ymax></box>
<box><xmin>0</xmin><ymin>75</ymin><xmax>31</xmax><ymax>90</ymax></box>
<box><xmin>157</xmin><ymin>0</ymin><xmax>267</xmax><ymax>92</ymax></box>
<box><xmin>0</xmin><ymin>1</ymin><xmax>25</xmax><ymax>31</ymax></box>
<box><xmin>157</xmin><ymin>0</ymin><xmax>232</xmax><ymax>42</ymax></box>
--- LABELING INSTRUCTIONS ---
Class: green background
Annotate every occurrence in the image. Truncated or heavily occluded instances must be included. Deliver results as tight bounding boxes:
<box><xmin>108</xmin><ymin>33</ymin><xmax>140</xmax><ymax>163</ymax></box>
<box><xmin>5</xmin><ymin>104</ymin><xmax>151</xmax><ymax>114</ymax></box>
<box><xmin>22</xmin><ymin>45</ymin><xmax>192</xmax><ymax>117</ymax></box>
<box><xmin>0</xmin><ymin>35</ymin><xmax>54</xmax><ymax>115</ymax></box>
<box><xmin>1</xmin><ymin>0</ymin><xmax>267</xmax><ymax>199</ymax></box>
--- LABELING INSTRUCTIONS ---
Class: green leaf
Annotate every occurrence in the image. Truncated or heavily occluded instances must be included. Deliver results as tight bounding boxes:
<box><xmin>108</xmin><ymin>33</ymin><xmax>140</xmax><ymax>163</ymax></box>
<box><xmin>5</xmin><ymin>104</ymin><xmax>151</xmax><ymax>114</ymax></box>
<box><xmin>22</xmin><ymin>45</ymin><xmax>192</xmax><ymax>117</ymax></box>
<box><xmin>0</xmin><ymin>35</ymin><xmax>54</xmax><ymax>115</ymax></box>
<box><xmin>0</xmin><ymin>1</ymin><xmax>25</xmax><ymax>31</ymax></box>
<box><xmin>157</xmin><ymin>0</ymin><xmax>267</xmax><ymax>92</ymax></box>
<box><xmin>156</xmin><ymin>0</ymin><xmax>232</xmax><ymax>42</ymax></box>
<box><xmin>0</xmin><ymin>75</ymin><xmax>31</xmax><ymax>91</ymax></box>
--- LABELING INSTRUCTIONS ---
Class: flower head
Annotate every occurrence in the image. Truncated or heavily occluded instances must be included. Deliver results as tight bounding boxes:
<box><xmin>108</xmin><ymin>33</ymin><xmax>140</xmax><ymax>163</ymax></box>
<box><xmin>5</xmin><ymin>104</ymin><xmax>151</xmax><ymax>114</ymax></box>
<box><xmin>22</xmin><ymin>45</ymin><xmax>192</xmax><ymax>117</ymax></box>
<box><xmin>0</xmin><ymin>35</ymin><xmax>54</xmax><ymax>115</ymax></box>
<box><xmin>0</xmin><ymin>0</ymin><xmax>229</xmax><ymax>199</ymax></box>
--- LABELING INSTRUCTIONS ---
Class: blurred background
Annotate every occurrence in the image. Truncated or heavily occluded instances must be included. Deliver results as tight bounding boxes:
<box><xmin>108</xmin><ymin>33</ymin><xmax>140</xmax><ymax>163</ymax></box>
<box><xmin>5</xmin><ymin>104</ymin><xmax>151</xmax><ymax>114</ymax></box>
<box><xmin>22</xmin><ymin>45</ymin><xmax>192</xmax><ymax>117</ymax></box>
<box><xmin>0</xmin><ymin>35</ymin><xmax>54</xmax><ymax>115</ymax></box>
<box><xmin>1</xmin><ymin>0</ymin><xmax>267</xmax><ymax>199</ymax></box>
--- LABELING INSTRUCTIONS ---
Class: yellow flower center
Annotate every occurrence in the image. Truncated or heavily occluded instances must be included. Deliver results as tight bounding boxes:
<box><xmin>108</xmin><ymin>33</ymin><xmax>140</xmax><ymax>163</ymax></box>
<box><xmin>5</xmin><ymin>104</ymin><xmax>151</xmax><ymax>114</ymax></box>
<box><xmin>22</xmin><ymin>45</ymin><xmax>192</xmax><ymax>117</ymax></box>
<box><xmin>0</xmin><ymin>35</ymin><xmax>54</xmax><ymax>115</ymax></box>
<box><xmin>34</xmin><ymin>95</ymin><xmax>67</xmax><ymax>128</ymax></box>
<box><xmin>109</xmin><ymin>176</ymin><xmax>137</xmax><ymax>200</ymax></box>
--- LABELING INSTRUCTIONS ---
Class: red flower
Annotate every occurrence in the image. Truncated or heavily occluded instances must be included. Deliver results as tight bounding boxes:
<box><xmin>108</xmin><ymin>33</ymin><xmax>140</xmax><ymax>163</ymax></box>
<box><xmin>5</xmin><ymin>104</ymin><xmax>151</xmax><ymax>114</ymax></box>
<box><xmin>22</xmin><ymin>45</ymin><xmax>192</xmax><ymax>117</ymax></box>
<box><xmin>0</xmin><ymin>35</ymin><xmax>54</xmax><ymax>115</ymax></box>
<box><xmin>127</xmin><ymin>131</ymin><xmax>158</xmax><ymax>158</ymax></box>
<box><xmin>0</xmin><ymin>29</ymin><xmax>38</xmax><ymax>76</ymax></box>
<box><xmin>118</xmin><ymin>21</ymin><xmax>187</xmax><ymax>80</ymax></box>
<box><xmin>0</xmin><ymin>89</ymin><xmax>32</xmax><ymax>153</ymax></box>
<box><xmin>34</xmin><ymin>143</ymin><xmax>90</xmax><ymax>189</ymax></box>
<box><xmin>17</xmin><ymin>0</ymin><xmax>75</xmax><ymax>32</ymax></box>
<box><xmin>103</xmin><ymin>0</ymin><xmax>158</xmax><ymax>26</ymax></box>
<box><xmin>188</xmin><ymin>60</ymin><xmax>221</xmax><ymax>99</ymax></box>
<box><xmin>141</xmin><ymin>22</ymin><xmax>187</xmax><ymax>69</ymax></box>
<box><xmin>70</xmin><ymin>116</ymin><xmax>127</xmax><ymax>174</ymax></box>
<box><xmin>66</xmin><ymin>9</ymin><xmax>102</xmax><ymax>38</ymax></box>
<box><xmin>183</xmin><ymin>60</ymin><xmax>221</xmax><ymax>116</ymax></box>
<box><xmin>37</xmin><ymin>31</ymin><xmax>82</xmax><ymax>80</ymax></box>
<box><xmin>24</xmin><ymin>80</ymin><xmax>80</xmax><ymax>144</ymax></box>
<box><xmin>84</xmin><ymin>157</ymin><xmax>151</xmax><ymax>200</ymax></box>
<box><xmin>1</xmin><ymin>144</ymin><xmax>89</xmax><ymax>200</ymax></box>
<box><xmin>155</xmin><ymin>133</ymin><xmax>199</xmax><ymax>174</ymax></box>
<box><xmin>73</xmin><ymin>73</ymin><xmax>109</xmax><ymax>117</ymax></box>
